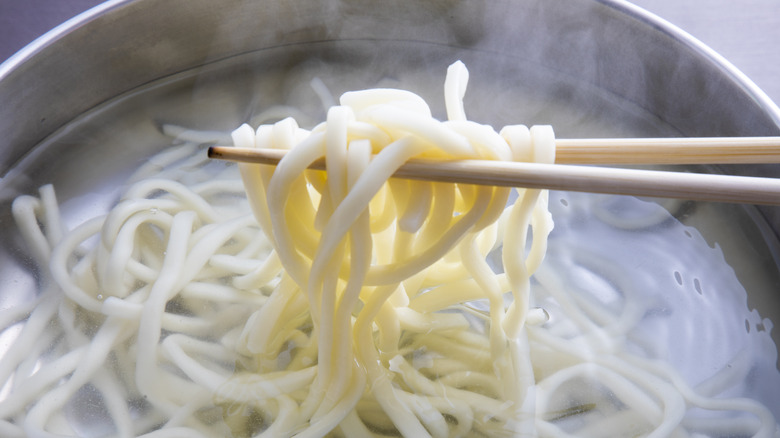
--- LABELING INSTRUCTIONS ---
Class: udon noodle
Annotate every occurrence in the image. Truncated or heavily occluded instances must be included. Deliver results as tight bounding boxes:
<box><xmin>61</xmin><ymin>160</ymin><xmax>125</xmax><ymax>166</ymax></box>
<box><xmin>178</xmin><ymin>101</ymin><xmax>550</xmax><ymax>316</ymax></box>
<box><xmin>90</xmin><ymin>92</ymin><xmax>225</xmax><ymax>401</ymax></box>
<box><xmin>3</xmin><ymin>61</ymin><xmax>778</xmax><ymax>437</ymax></box>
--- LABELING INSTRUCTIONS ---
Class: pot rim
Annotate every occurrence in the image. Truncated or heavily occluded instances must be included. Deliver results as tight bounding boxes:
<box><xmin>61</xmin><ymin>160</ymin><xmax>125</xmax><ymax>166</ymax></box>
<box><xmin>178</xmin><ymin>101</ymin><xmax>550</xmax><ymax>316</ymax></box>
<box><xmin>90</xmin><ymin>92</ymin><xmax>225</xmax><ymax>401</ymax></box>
<box><xmin>1</xmin><ymin>0</ymin><xmax>778</xmax><ymax>130</ymax></box>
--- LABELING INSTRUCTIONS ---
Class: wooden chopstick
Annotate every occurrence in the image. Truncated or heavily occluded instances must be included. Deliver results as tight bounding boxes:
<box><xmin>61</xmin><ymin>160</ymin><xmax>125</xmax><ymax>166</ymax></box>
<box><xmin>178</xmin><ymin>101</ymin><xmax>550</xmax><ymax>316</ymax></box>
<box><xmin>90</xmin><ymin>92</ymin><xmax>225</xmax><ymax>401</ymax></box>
<box><xmin>555</xmin><ymin>136</ymin><xmax>780</xmax><ymax>164</ymax></box>
<box><xmin>208</xmin><ymin>145</ymin><xmax>780</xmax><ymax>206</ymax></box>
<box><xmin>212</xmin><ymin>137</ymin><xmax>780</xmax><ymax>165</ymax></box>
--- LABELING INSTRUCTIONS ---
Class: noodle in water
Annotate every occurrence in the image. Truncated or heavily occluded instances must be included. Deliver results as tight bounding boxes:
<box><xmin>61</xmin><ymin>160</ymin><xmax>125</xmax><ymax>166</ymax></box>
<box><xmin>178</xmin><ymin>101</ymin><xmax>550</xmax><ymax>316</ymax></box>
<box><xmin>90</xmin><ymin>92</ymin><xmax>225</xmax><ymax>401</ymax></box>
<box><xmin>2</xmin><ymin>61</ymin><xmax>778</xmax><ymax>437</ymax></box>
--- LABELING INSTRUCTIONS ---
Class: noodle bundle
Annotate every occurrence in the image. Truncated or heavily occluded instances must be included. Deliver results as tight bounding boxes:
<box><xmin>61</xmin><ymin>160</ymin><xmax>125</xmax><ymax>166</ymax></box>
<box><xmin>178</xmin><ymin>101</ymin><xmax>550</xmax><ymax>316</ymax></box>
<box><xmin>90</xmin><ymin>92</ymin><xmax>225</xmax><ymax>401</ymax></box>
<box><xmin>228</xmin><ymin>60</ymin><xmax>553</xmax><ymax>436</ymax></box>
<box><xmin>2</xmin><ymin>61</ymin><xmax>777</xmax><ymax>437</ymax></box>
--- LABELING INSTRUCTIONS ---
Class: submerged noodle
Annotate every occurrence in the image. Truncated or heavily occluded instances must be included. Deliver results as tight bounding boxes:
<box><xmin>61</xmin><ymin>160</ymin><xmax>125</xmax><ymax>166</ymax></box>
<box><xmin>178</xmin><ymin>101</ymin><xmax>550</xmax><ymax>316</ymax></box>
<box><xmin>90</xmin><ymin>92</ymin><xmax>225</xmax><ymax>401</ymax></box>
<box><xmin>2</xmin><ymin>61</ymin><xmax>777</xmax><ymax>437</ymax></box>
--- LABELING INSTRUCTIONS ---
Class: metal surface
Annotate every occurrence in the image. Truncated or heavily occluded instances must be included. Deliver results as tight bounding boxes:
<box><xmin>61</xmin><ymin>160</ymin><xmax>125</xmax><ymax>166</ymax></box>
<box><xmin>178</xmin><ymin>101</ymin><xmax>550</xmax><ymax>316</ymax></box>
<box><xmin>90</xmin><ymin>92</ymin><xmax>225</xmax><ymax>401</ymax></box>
<box><xmin>3</xmin><ymin>0</ymin><xmax>780</xmax><ymax>107</ymax></box>
<box><xmin>630</xmin><ymin>0</ymin><xmax>780</xmax><ymax>109</ymax></box>
<box><xmin>2</xmin><ymin>0</ymin><xmax>780</xmax><ymax>168</ymax></box>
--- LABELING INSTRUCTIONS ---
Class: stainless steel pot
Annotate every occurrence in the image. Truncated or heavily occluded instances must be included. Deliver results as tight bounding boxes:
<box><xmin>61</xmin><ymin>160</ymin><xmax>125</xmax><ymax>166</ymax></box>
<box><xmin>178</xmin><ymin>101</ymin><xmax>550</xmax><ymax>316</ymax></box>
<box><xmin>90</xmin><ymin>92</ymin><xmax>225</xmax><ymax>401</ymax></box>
<box><xmin>0</xmin><ymin>0</ymin><xmax>778</xmax><ymax>432</ymax></box>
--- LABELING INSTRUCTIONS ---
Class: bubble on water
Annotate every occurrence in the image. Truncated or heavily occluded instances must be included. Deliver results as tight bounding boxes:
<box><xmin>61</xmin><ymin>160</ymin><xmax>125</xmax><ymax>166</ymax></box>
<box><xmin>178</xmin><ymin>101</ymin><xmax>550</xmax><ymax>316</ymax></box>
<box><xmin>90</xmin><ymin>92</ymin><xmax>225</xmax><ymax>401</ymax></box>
<box><xmin>674</xmin><ymin>271</ymin><xmax>683</xmax><ymax>286</ymax></box>
<box><xmin>694</xmin><ymin>278</ymin><xmax>702</xmax><ymax>295</ymax></box>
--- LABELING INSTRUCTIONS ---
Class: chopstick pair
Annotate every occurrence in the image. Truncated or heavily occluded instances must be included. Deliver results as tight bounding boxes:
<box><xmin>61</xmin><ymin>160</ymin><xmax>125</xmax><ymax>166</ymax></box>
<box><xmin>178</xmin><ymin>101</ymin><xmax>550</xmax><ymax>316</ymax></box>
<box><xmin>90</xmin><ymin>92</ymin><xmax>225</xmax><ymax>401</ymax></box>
<box><xmin>208</xmin><ymin>137</ymin><xmax>780</xmax><ymax>206</ymax></box>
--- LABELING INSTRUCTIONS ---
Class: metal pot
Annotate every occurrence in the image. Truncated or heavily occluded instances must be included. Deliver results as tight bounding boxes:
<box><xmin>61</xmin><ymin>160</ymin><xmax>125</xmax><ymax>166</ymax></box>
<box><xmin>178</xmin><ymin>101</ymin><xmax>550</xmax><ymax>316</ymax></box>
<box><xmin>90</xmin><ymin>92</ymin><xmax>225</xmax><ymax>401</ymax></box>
<box><xmin>0</xmin><ymin>0</ymin><xmax>778</xmax><ymax>432</ymax></box>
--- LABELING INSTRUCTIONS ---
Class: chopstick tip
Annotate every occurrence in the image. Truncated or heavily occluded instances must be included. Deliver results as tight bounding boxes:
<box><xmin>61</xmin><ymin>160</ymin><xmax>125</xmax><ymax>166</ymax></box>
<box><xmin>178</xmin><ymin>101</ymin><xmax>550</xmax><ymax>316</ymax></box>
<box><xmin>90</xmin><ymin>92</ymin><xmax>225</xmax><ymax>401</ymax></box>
<box><xmin>207</xmin><ymin>146</ymin><xmax>223</xmax><ymax>159</ymax></box>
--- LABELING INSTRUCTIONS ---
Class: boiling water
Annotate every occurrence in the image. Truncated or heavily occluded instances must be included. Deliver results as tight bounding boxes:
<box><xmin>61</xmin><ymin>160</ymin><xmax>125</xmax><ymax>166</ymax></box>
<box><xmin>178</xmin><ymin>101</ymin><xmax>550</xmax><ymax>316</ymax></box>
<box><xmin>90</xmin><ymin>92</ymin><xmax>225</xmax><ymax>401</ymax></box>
<box><xmin>0</xmin><ymin>41</ymin><xmax>779</xmax><ymax>435</ymax></box>
<box><xmin>545</xmin><ymin>192</ymin><xmax>780</xmax><ymax>412</ymax></box>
